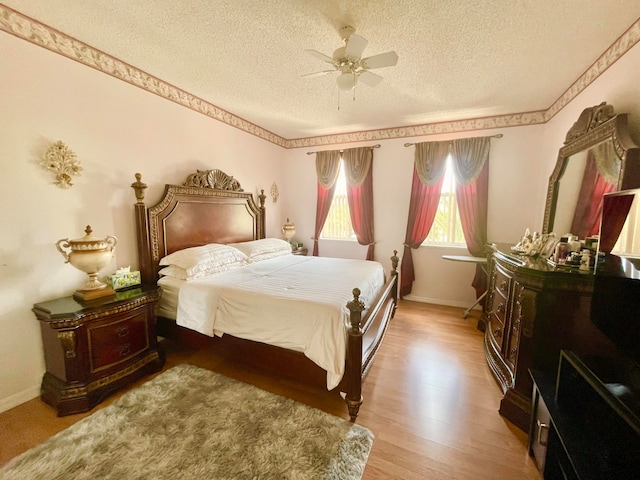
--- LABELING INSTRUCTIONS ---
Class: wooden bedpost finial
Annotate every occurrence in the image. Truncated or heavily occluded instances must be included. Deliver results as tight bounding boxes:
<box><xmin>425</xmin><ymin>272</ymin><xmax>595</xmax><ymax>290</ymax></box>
<box><xmin>391</xmin><ymin>250</ymin><xmax>399</xmax><ymax>272</ymax></box>
<box><xmin>346</xmin><ymin>288</ymin><xmax>365</xmax><ymax>331</ymax></box>
<box><xmin>258</xmin><ymin>189</ymin><xmax>266</xmax><ymax>209</ymax></box>
<box><xmin>131</xmin><ymin>173</ymin><xmax>147</xmax><ymax>204</ymax></box>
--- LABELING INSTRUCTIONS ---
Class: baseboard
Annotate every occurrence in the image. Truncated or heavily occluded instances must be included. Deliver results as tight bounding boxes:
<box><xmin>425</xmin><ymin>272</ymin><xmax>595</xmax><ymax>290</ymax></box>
<box><xmin>402</xmin><ymin>295</ymin><xmax>480</xmax><ymax>310</ymax></box>
<box><xmin>0</xmin><ymin>385</ymin><xmax>40</xmax><ymax>414</ymax></box>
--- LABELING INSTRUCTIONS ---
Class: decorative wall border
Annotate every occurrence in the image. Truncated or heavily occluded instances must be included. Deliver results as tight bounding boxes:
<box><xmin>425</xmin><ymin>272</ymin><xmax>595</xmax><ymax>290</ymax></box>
<box><xmin>1</xmin><ymin>5</ymin><xmax>639</xmax><ymax>149</ymax></box>
<box><xmin>544</xmin><ymin>17</ymin><xmax>640</xmax><ymax>122</ymax></box>
<box><xmin>0</xmin><ymin>5</ymin><xmax>288</xmax><ymax>148</ymax></box>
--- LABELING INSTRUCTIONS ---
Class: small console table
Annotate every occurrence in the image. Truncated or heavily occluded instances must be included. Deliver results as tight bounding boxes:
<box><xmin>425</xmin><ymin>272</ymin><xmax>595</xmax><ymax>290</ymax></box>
<box><xmin>442</xmin><ymin>254</ymin><xmax>488</xmax><ymax>318</ymax></box>
<box><xmin>34</xmin><ymin>286</ymin><xmax>164</xmax><ymax>416</ymax></box>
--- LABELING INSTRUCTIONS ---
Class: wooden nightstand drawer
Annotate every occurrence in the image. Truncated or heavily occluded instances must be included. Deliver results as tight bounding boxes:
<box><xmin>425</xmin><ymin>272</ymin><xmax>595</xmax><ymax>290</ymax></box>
<box><xmin>88</xmin><ymin>310</ymin><xmax>149</xmax><ymax>372</ymax></box>
<box><xmin>34</xmin><ymin>287</ymin><xmax>164</xmax><ymax>416</ymax></box>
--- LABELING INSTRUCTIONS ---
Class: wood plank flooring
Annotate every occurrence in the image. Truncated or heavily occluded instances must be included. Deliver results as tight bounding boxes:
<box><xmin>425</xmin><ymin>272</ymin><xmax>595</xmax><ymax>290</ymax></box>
<box><xmin>0</xmin><ymin>300</ymin><xmax>540</xmax><ymax>479</ymax></box>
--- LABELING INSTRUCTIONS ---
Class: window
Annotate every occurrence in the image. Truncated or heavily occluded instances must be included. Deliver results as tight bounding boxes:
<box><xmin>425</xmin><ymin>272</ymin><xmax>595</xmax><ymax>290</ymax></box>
<box><xmin>321</xmin><ymin>160</ymin><xmax>356</xmax><ymax>240</ymax></box>
<box><xmin>423</xmin><ymin>154</ymin><xmax>466</xmax><ymax>246</ymax></box>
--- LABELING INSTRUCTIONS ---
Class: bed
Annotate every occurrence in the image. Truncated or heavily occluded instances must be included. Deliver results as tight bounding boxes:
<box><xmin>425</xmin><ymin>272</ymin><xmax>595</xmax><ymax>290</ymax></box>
<box><xmin>130</xmin><ymin>168</ymin><xmax>398</xmax><ymax>420</ymax></box>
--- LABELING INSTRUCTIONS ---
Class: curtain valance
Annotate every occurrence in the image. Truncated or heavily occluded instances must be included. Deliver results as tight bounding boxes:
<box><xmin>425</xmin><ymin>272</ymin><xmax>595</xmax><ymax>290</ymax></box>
<box><xmin>315</xmin><ymin>150</ymin><xmax>341</xmax><ymax>189</ymax></box>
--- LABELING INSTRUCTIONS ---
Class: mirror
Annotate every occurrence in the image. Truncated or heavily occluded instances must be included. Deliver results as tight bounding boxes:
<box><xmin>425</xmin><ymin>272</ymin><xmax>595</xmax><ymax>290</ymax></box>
<box><xmin>542</xmin><ymin>102</ymin><xmax>640</xmax><ymax>236</ymax></box>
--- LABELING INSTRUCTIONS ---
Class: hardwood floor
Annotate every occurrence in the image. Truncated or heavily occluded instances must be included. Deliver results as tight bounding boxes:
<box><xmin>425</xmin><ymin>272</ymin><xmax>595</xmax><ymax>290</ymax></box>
<box><xmin>0</xmin><ymin>300</ymin><xmax>540</xmax><ymax>479</ymax></box>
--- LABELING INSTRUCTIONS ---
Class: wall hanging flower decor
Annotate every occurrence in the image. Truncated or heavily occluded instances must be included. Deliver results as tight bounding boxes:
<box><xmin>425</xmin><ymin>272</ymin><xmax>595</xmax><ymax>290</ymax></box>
<box><xmin>40</xmin><ymin>140</ymin><xmax>82</xmax><ymax>188</ymax></box>
<box><xmin>270</xmin><ymin>182</ymin><xmax>279</xmax><ymax>203</ymax></box>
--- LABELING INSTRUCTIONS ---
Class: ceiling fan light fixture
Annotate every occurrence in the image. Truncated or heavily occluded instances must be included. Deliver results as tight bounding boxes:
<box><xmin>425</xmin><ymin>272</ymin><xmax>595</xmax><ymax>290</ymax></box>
<box><xmin>336</xmin><ymin>72</ymin><xmax>356</xmax><ymax>91</ymax></box>
<box><xmin>303</xmin><ymin>25</ymin><xmax>397</xmax><ymax>102</ymax></box>
<box><xmin>332</xmin><ymin>46</ymin><xmax>346</xmax><ymax>61</ymax></box>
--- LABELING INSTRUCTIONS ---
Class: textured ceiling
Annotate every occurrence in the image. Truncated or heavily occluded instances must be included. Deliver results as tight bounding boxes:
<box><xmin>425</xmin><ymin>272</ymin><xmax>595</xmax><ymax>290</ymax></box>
<box><xmin>3</xmin><ymin>1</ymin><xmax>640</xmax><ymax>142</ymax></box>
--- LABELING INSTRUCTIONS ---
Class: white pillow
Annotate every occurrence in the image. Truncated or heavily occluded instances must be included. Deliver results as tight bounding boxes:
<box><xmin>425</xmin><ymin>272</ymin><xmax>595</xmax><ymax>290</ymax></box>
<box><xmin>159</xmin><ymin>261</ymin><xmax>245</xmax><ymax>280</ymax></box>
<box><xmin>158</xmin><ymin>265</ymin><xmax>189</xmax><ymax>280</ymax></box>
<box><xmin>159</xmin><ymin>243</ymin><xmax>248</xmax><ymax>277</ymax></box>
<box><xmin>230</xmin><ymin>238</ymin><xmax>292</xmax><ymax>262</ymax></box>
<box><xmin>245</xmin><ymin>249</ymin><xmax>292</xmax><ymax>263</ymax></box>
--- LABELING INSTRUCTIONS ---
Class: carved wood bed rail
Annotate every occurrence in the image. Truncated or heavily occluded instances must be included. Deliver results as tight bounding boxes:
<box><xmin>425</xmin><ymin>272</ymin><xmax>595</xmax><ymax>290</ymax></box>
<box><xmin>131</xmin><ymin>169</ymin><xmax>398</xmax><ymax>420</ymax></box>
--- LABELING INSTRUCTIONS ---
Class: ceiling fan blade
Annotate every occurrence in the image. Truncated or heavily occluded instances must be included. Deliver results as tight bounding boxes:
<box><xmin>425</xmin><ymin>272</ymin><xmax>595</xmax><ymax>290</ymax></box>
<box><xmin>345</xmin><ymin>33</ymin><xmax>368</xmax><ymax>59</ymax></box>
<box><xmin>301</xmin><ymin>70</ymin><xmax>337</xmax><ymax>78</ymax></box>
<box><xmin>362</xmin><ymin>51</ymin><xmax>398</xmax><ymax>69</ymax></box>
<box><xmin>358</xmin><ymin>70</ymin><xmax>383</xmax><ymax>87</ymax></box>
<box><xmin>305</xmin><ymin>49</ymin><xmax>335</xmax><ymax>64</ymax></box>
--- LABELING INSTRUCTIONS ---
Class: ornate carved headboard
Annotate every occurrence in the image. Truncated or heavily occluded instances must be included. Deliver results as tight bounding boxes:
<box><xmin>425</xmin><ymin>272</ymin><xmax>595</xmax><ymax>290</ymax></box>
<box><xmin>131</xmin><ymin>169</ymin><xmax>266</xmax><ymax>285</ymax></box>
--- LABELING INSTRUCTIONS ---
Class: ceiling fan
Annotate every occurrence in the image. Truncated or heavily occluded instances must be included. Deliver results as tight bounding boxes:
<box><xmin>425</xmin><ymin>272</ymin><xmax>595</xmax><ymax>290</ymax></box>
<box><xmin>303</xmin><ymin>25</ymin><xmax>398</xmax><ymax>96</ymax></box>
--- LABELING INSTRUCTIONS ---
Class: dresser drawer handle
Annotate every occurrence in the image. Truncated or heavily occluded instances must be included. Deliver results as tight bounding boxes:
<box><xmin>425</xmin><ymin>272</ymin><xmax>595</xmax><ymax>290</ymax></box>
<box><xmin>499</xmin><ymin>280</ymin><xmax>508</xmax><ymax>292</ymax></box>
<box><xmin>118</xmin><ymin>344</ymin><xmax>131</xmax><ymax>357</ymax></box>
<box><xmin>536</xmin><ymin>419</ymin><xmax>549</xmax><ymax>446</ymax></box>
<box><xmin>115</xmin><ymin>326</ymin><xmax>130</xmax><ymax>338</ymax></box>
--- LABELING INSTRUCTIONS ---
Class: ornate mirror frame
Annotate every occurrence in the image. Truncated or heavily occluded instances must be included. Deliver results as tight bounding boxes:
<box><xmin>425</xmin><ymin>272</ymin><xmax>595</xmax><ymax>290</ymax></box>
<box><xmin>542</xmin><ymin>102</ymin><xmax>640</xmax><ymax>234</ymax></box>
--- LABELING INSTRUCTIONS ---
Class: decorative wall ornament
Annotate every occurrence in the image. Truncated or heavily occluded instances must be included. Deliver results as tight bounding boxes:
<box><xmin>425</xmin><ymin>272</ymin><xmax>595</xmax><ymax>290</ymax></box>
<box><xmin>40</xmin><ymin>140</ymin><xmax>82</xmax><ymax>188</ymax></box>
<box><xmin>270</xmin><ymin>182</ymin><xmax>279</xmax><ymax>203</ymax></box>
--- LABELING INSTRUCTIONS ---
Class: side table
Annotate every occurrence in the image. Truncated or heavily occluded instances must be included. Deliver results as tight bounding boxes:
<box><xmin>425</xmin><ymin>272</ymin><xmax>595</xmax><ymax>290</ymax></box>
<box><xmin>34</xmin><ymin>286</ymin><xmax>165</xmax><ymax>416</ymax></box>
<box><xmin>441</xmin><ymin>254</ymin><xmax>488</xmax><ymax>318</ymax></box>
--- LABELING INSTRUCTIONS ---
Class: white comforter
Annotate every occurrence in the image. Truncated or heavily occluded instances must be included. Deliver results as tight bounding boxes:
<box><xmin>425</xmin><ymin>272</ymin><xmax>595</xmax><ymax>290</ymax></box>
<box><xmin>158</xmin><ymin>255</ymin><xmax>386</xmax><ymax>389</ymax></box>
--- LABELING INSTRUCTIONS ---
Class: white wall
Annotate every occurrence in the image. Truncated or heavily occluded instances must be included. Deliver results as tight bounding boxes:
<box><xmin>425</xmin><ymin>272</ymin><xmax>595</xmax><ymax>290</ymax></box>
<box><xmin>0</xmin><ymin>33</ymin><xmax>286</xmax><ymax>412</ymax></box>
<box><xmin>2</xmin><ymin>30</ymin><xmax>640</xmax><ymax>413</ymax></box>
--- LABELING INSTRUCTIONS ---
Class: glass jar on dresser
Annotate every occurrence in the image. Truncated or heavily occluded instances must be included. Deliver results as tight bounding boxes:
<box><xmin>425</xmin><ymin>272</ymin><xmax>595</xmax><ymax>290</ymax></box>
<box><xmin>481</xmin><ymin>243</ymin><xmax>616</xmax><ymax>431</ymax></box>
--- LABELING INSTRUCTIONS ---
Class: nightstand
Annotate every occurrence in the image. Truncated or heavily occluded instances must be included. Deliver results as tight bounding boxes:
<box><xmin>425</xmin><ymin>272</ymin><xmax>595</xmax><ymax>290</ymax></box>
<box><xmin>292</xmin><ymin>247</ymin><xmax>308</xmax><ymax>256</ymax></box>
<box><xmin>34</xmin><ymin>286</ymin><xmax>164</xmax><ymax>416</ymax></box>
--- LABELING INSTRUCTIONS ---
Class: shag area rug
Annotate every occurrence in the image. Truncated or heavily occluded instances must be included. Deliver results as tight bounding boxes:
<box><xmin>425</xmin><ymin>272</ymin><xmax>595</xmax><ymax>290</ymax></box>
<box><xmin>1</xmin><ymin>364</ymin><xmax>373</xmax><ymax>480</ymax></box>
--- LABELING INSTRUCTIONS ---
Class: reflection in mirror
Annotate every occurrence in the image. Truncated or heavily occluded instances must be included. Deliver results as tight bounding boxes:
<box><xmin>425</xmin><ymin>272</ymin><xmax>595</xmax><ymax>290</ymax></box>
<box><xmin>598</xmin><ymin>189</ymin><xmax>640</xmax><ymax>259</ymax></box>
<box><xmin>554</xmin><ymin>141</ymin><xmax>620</xmax><ymax>237</ymax></box>
<box><xmin>543</xmin><ymin>102</ymin><xmax>640</xmax><ymax>237</ymax></box>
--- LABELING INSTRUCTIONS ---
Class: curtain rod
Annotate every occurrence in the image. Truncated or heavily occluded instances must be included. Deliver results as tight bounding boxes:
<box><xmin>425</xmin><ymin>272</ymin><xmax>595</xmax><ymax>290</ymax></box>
<box><xmin>403</xmin><ymin>133</ymin><xmax>503</xmax><ymax>147</ymax></box>
<box><xmin>306</xmin><ymin>144</ymin><xmax>381</xmax><ymax>155</ymax></box>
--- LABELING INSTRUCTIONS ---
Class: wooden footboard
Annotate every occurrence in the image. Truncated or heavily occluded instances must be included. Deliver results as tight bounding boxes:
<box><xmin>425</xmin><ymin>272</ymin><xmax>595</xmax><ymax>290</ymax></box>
<box><xmin>157</xmin><ymin>256</ymin><xmax>399</xmax><ymax>422</ymax></box>
<box><xmin>343</xmin><ymin>250</ymin><xmax>399</xmax><ymax>420</ymax></box>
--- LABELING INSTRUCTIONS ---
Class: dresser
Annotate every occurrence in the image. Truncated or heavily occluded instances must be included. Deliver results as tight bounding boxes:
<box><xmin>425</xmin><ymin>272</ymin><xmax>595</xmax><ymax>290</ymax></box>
<box><xmin>481</xmin><ymin>244</ymin><xmax>616</xmax><ymax>431</ymax></box>
<box><xmin>34</xmin><ymin>286</ymin><xmax>164</xmax><ymax>416</ymax></box>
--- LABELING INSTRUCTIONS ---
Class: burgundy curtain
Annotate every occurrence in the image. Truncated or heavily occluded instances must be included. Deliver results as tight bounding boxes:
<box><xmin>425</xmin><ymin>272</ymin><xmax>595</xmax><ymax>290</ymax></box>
<box><xmin>400</xmin><ymin>141</ymin><xmax>449</xmax><ymax>298</ymax></box>
<box><xmin>313</xmin><ymin>150</ymin><xmax>341</xmax><ymax>256</ymax></box>
<box><xmin>570</xmin><ymin>151</ymin><xmax>617</xmax><ymax>239</ymax></box>
<box><xmin>451</xmin><ymin>137</ymin><xmax>491</xmax><ymax>299</ymax></box>
<box><xmin>343</xmin><ymin>147</ymin><xmax>375</xmax><ymax>260</ymax></box>
<box><xmin>599</xmin><ymin>193</ymin><xmax>634</xmax><ymax>254</ymax></box>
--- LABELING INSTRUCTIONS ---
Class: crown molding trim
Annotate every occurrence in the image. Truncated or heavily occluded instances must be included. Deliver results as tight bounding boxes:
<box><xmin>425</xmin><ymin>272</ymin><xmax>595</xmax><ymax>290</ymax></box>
<box><xmin>544</xmin><ymin>17</ymin><xmax>640</xmax><ymax>122</ymax></box>
<box><xmin>2</xmin><ymin>6</ymin><xmax>639</xmax><ymax>150</ymax></box>
<box><xmin>286</xmin><ymin>111</ymin><xmax>548</xmax><ymax>149</ymax></box>
<box><xmin>0</xmin><ymin>5</ymin><xmax>289</xmax><ymax>148</ymax></box>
